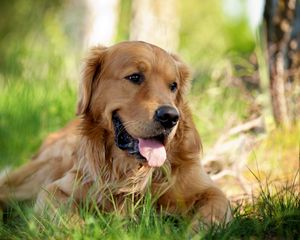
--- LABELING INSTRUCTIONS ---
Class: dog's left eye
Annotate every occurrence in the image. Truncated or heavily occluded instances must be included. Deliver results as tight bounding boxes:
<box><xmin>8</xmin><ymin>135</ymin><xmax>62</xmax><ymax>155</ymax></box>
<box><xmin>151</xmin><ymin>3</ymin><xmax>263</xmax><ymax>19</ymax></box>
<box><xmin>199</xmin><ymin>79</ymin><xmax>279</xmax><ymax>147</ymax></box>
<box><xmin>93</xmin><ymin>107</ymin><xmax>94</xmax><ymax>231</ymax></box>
<box><xmin>125</xmin><ymin>73</ymin><xmax>144</xmax><ymax>84</ymax></box>
<box><xmin>169</xmin><ymin>82</ymin><xmax>178</xmax><ymax>92</ymax></box>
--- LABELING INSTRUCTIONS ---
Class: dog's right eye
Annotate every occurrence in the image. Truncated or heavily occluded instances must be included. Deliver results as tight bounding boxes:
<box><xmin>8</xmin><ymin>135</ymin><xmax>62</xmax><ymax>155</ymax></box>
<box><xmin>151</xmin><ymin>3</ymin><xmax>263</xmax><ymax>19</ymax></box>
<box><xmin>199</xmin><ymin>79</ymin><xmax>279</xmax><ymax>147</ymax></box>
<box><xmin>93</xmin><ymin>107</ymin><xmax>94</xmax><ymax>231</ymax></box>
<box><xmin>125</xmin><ymin>73</ymin><xmax>144</xmax><ymax>84</ymax></box>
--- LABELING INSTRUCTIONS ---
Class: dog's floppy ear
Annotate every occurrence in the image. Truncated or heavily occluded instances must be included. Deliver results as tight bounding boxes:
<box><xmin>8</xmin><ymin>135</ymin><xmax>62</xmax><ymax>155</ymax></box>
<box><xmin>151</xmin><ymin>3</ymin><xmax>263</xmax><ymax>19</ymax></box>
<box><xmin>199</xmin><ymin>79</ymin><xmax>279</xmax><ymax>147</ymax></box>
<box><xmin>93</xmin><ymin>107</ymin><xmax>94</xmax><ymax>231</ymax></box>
<box><xmin>76</xmin><ymin>46</ymin><xmax>107</xmax><ymax>115</ymax></box>
<box><xmin>170</xmin><ymin>54</ymin><xmax>192</xmax><ymax>98</ymax></box>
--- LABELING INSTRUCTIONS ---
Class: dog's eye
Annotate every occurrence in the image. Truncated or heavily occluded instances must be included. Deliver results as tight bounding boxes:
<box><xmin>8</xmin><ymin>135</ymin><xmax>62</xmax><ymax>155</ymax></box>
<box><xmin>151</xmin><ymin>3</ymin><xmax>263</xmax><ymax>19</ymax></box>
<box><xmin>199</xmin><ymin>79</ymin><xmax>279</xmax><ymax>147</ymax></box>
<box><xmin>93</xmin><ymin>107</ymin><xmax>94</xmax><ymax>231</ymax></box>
<box><xmin>169</xmin><ymin>82</ymin><xmax>177</xmax><ymax>92</ymax></box>
<box><xmin>125</xmin><ymin>73</ymin><xmax>144</xmax><ymax>84</ymax></box>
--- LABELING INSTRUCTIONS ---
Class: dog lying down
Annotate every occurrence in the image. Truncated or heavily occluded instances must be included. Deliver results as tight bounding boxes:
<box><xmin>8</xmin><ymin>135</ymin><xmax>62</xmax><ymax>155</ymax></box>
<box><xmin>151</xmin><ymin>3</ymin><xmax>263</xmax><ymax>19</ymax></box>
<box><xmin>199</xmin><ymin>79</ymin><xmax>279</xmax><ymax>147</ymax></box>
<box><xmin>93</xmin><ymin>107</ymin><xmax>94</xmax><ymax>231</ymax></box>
<box><xmin>0</xmin><ymin>41</ymin><xmax>231</xmax><ymax>225</ymax></box>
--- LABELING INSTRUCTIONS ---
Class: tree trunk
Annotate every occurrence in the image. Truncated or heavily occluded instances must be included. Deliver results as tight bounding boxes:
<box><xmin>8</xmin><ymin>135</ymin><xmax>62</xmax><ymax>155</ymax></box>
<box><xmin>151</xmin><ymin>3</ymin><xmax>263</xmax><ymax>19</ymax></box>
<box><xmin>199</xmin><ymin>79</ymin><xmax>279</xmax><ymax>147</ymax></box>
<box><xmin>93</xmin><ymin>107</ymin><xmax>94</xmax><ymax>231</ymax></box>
<box><xmin>287</xmin><ymin>0</ymin><xmax>300</xmax><ymax>123</ymax></box>
<box><xmin>264</xmin><ymin>0</ymin><xmax>300</xmax><ymax>127</ymax></box>
<box><xmin>129</xmin><ymin>0</ymin><xmax>179</xmax><ymax>52</ymax></box>
<box><xmin>83</xmin><ymin>0</ymin><xmax>120</xmax><ymax>48</ymax></box>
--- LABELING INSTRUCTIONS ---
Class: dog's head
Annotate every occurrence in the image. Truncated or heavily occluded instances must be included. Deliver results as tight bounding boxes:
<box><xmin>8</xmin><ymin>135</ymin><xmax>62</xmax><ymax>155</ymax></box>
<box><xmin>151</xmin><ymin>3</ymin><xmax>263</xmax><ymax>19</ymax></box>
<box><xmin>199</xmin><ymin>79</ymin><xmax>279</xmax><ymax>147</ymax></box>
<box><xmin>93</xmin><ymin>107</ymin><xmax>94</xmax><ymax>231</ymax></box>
<box><xmin>77</xmin><ymin>41</ymin><xmax>191</xmax><ymax>167</ymax></box>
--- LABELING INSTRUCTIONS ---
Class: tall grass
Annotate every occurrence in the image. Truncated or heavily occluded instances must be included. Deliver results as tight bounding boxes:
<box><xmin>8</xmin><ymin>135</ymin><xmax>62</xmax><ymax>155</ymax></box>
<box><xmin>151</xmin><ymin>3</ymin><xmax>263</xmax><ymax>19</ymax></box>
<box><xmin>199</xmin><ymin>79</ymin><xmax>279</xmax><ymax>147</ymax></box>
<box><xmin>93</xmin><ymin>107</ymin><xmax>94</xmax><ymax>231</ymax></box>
<box><xmin>0</xmin><ymin>178</ymin><xmax>299</xmax><ymax>239</ymax></box>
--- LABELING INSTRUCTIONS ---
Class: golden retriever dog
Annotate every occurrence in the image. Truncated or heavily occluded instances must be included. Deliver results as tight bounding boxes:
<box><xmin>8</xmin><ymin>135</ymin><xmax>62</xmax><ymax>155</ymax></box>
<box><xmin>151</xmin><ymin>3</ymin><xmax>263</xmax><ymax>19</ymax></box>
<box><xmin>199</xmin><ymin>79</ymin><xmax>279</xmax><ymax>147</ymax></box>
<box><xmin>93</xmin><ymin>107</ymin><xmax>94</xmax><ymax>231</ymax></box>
<box><xmin>0</xmin><ymin>41</ymin><xmax>231</xmax><ymax>225</ymax></box>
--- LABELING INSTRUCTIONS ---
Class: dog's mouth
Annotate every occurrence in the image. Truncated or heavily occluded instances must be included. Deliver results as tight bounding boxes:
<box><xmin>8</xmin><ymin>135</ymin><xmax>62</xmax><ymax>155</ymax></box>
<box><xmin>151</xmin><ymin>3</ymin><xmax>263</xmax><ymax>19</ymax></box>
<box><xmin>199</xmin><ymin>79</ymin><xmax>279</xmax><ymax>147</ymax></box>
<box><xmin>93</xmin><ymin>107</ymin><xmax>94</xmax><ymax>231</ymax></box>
<box><xmin>112</xmin><ymin>113</ymin><xmax>168</xmax><ymax>167</ymax></box>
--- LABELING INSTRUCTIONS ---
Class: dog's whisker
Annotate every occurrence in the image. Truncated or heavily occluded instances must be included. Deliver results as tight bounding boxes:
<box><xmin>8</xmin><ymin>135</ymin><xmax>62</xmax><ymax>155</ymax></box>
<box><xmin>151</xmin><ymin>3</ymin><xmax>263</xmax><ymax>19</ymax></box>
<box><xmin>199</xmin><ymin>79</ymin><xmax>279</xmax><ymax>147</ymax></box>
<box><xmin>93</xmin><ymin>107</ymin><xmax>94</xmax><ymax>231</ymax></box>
<box><xmin>116</xmin><ymin>120</ymin><xmax>140</xmax><ymax>138</ymax></box>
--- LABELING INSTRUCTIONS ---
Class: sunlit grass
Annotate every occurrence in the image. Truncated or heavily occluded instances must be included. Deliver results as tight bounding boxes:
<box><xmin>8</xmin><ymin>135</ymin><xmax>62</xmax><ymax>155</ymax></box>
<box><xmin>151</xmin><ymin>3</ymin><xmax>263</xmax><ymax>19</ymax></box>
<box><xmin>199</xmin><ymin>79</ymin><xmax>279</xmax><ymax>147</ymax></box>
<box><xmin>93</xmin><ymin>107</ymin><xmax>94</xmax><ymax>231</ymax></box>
<box><xmin>247</xmin><ymin>124</ymin><xmax>300</xmax><ymax>181</ymax></box>
<box><xmin>0</xmin><ymin>179</ymin><xmax>299</xmax><ymax>239</ymax></box>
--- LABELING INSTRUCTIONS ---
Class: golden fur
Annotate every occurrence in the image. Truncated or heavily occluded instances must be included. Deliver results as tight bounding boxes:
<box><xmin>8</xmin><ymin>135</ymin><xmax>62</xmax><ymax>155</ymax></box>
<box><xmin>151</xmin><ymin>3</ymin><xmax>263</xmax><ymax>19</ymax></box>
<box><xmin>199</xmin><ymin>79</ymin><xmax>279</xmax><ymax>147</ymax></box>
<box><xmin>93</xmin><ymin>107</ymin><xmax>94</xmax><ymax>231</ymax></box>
<box><xmin>0</xmin><ymin>41</ymin><xmax>231</xmax><ymax>225</ymax></box>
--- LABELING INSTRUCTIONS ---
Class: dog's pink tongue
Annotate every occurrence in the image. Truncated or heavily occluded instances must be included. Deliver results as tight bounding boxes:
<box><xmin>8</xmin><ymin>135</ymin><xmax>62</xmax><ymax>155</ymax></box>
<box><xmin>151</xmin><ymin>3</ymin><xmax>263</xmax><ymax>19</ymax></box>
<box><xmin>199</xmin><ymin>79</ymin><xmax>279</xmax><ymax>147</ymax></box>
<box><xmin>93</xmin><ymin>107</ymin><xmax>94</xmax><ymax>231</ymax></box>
<box><xmin>138</xmin><ymin>138</ymin><xmax>166</xmax><ymax>167</ymax></box>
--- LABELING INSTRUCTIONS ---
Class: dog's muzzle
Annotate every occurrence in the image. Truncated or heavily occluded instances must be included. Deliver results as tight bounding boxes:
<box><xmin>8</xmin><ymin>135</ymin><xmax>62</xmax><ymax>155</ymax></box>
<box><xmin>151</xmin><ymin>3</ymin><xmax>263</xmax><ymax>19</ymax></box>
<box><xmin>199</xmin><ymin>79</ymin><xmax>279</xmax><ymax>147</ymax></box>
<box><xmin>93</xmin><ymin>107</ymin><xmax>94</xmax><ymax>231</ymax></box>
<box><xmin>112</xmin><ymin>114</ymin><xmax>145</xmax><ymax>160</ymax></box>
<box><xmin>112</xmin><ymin>113</ymin><xmax>171</xmax><ymax>167</ymax></box>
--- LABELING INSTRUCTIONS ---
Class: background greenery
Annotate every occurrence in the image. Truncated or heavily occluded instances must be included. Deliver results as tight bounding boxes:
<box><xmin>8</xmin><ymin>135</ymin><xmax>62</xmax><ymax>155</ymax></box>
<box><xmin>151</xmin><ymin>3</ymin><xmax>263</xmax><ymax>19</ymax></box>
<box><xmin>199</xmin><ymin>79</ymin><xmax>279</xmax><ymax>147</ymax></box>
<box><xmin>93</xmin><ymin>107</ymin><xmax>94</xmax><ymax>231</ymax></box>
<box><xmin>0</xmin><ymin>0</ymin><xmax>299</xmax><ymax>239</ymax></box>
<box><xmin>0</xmin><ymin>0</ymin><xmax>257</xmax><ymax>167</ymax></box>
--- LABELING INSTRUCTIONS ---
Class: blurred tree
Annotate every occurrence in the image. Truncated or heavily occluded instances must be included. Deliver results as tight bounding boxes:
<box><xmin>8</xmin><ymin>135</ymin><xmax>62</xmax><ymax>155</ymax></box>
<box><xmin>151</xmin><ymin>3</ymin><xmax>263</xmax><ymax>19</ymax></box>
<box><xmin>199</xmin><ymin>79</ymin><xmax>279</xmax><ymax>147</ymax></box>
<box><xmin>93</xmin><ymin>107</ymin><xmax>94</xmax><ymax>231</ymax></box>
<box><xmin>129</xmin><ymin>0</ymin><xmax>179</xmax><ymax>51</ymax></box>
<box><xmin>83</xmin><ymin>0</ymin><xmax>120</xmax><ymax>48</ymax></box>
<box><xmin>264</xmin><ymin>0</ymin><xmax>300</xmax><ymax>127</ymax></box>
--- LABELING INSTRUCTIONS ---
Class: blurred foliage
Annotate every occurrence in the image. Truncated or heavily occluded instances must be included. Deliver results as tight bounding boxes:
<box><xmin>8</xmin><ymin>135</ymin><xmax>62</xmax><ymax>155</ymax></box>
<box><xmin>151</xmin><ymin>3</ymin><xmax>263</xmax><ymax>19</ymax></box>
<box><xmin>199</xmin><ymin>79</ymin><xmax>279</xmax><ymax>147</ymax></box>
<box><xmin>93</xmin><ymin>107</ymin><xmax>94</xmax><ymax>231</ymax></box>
<box><xmin>176</xmin><ymin>0</ymin><xmax>257</xmax><ymax>145</ymax></box>
<box><xmin>178</xmin><ymin>0</ymin><xmax>255</xmax><ymax>65</ymax></box>
<box><xmin>0</xmin><ymin>0</ymin><xmax>79</xmax><ymax>166</ymax></box>
<box><xmin>0</xmin><ymin>0</ymin><xmax>295</xmax><ymax>175</ymax></box>
<box><xmin>0</xmin><ymin>0</ymin><xmax>258</xmax><ymax>166</ymax></box>
<box><xmin>0</xmin><ymin>0</ymin><xmax>63</xmax><ymax>77</ymax></box>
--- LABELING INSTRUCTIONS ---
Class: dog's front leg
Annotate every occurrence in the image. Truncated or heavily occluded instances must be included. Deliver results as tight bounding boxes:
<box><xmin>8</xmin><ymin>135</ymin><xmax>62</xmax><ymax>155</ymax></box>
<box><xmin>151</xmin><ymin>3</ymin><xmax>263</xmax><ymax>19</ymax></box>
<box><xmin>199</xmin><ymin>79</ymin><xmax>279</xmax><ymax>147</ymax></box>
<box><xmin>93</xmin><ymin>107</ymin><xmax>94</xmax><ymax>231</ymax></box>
<box><xmin>191</xmin><ymin>185</ymin><xmax>232</xmax><ymax>226</ymax></box>
<box><xmin>157</xmin><ymin>163</ymin><xmax>232</xmax><ymax>226</ymax></box>
<box><xmin>34</xmin><ymin>168</ymin><xmax>87</xmax><ymax>215</ymax></box>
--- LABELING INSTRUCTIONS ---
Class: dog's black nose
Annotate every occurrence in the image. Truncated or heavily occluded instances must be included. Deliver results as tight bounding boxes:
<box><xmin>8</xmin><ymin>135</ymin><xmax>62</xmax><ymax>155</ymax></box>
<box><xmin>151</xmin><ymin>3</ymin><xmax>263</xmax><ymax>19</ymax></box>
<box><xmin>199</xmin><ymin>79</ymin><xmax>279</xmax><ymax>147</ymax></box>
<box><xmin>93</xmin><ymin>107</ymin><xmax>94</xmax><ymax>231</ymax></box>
<box><xmin>155</xmin><ymin>106</ymin><xmax>179</xmax><ymax>129</ymax></box>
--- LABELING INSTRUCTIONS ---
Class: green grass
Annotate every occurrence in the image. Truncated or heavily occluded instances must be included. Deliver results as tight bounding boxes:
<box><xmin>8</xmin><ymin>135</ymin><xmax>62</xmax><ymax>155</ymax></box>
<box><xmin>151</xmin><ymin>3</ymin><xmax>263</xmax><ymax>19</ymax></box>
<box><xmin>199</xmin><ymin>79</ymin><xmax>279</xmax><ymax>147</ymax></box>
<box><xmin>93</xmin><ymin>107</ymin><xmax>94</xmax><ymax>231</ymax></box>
<box><xmin>0</xmin><ymin>179</ymin><xmax>299</xmax><ymax>239</ymax></box>
<box><xmin>0</xmin><ymin>79</ymin><xmax>76</xmax><ymax>168</ymax></box>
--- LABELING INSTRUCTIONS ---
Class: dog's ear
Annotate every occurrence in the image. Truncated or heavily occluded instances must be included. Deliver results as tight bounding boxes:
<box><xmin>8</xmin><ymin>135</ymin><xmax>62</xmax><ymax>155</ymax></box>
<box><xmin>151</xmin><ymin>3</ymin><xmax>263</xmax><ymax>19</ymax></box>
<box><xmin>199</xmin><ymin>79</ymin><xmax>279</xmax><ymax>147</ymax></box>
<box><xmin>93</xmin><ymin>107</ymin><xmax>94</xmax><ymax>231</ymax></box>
<box><xmin>170</xmin><ymin>54</ymin><xmax>192</xmax><ymax>99</ymax></box>
<box><xmin>76</xmin><ymin>46</ymin><xmax>107</xmax><ymax>115</ymax></box>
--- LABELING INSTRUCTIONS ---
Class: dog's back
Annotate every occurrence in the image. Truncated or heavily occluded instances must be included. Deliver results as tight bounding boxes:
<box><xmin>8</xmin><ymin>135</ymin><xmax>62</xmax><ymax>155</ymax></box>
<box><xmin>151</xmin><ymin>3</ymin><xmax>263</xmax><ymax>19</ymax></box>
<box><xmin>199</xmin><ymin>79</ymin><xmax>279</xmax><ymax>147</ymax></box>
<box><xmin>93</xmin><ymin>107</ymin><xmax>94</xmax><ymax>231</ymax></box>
<box><xmin>0</xmin><ymin>120</ymin><xmax>79</xmax><ymax>204</ymax></box>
